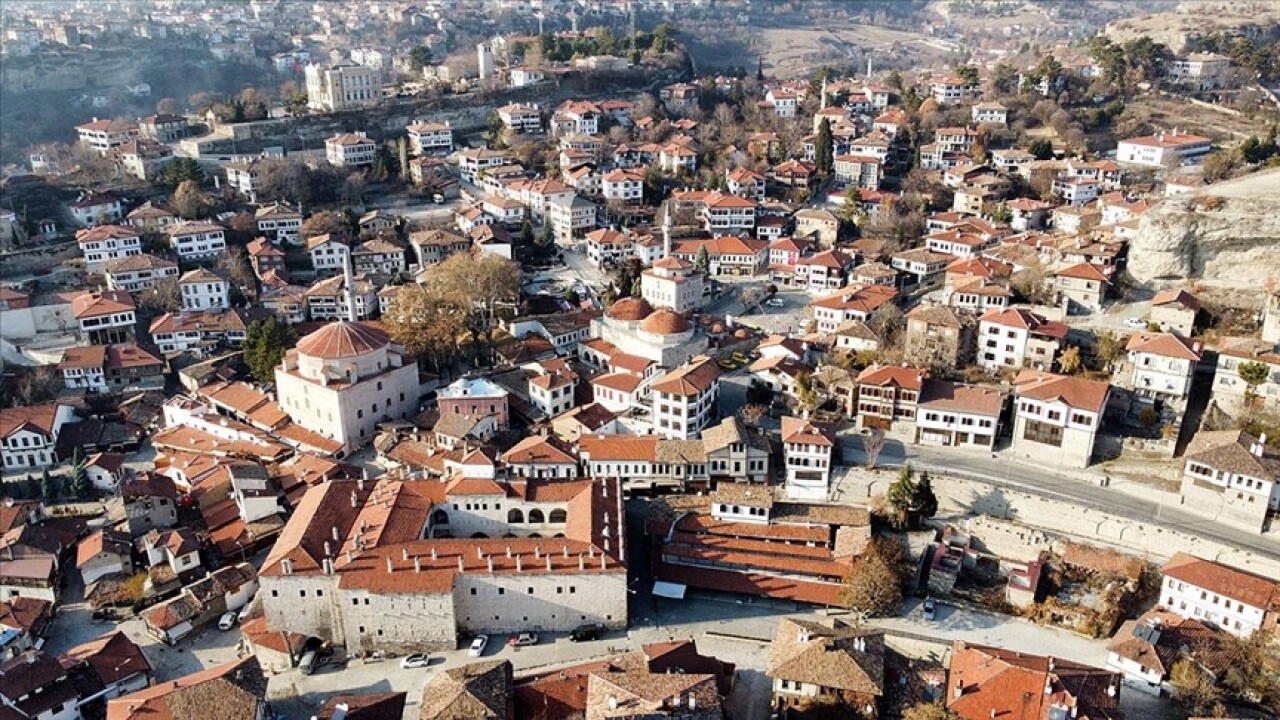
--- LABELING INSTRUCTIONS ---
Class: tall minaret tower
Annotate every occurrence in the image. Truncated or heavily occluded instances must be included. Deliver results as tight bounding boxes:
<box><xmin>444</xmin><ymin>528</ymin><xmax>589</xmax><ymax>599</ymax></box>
<box><xmin>661</xmin><ymin>201</ymin><xmax>673</xmax><ymax>259</ymax></box>
<box><xmin>820</xmin><ymin>75</ymin><xmax>828</xmax><ymax>110</ymax></box>
<box><xmin>342</xmin><ymin>246</ymin><xmax>358</xmax><ymax>322</ymax></box>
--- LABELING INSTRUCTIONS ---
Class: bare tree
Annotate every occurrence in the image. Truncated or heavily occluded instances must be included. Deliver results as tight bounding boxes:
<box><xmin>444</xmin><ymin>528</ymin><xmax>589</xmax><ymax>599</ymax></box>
<box><xmin>863</xmin><ymin>428</ymin><xmax>886</xmax><ymax>469</ymax></box>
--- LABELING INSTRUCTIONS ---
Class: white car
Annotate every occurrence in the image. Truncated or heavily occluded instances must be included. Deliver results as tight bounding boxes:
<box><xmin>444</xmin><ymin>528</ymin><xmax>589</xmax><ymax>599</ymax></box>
<box><xmin>469</xmin><ymin>635</ymin><xmax>489</xmax><ymax>657</ymax></box>
<box><xmin>217</xmin><ymin>612</ymin><xmax>237</xmax><ymax>631</ymax></box>
<box><xmin>399</xmin><ymin>653</ymin><xmax>430</xmax><ymax>669</ymax></box>
<box><xmin>1123</xmin><ymin>317</ymin><xmax>1147</xmax><ymax>329</ymax></box>
<box><xmin>765</xmin><ymin>297</ymin><xmax>785</xmax><ymax>308</ymax></box>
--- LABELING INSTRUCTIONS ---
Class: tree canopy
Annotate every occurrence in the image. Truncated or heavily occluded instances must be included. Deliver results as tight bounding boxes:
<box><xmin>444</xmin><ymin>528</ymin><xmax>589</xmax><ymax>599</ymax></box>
<box><xmin>243</xmin><ymin>317</ymin><xmax>297</xmax><ymax>385</ymax></box>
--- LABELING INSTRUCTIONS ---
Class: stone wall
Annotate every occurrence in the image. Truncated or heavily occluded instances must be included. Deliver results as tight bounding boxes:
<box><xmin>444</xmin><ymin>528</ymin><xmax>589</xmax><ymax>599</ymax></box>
<box><xmin>938</xmin><ymin>475</ymin><xmax>1280</xmax><ymax>579</ymax></box>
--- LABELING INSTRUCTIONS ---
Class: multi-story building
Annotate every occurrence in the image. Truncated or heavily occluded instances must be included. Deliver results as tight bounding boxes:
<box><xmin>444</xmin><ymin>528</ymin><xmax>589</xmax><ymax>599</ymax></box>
<box><xmin>438</xmin><ymin>376</ymin><xmax>510</xmax><ymax>429</ymax></box>
<box><xmin>246</xmin><ymin>239</ymin><xmax>287</xmax><ymax>280</ymax></box>
<box><xmin>890</xmin><ymin>248</ymin><xmax>955</xmax><ymax>290</ymax></box>
<box><xmin>254</xmin><ymin>203</ymin><xmax>302</xmax><ymax>244</ymax></box>
<box><xmin>1053</xmin><ymin>262</ymin><xmax>1109</xmax><ymax>312</ymax></box>
<box><xmin>406</xmin><ymin>121</ymin><xmax>452</xmax><ymax>154</ymax></box>
<box><xmin>76</xmin><ymin>225</ymin><xmax>141</xmax><ymax>270</ymax></box>
<box><xmin>1053</xmin><ymin>175</ymin><xmax>1100</xmax><ymax>206</ymax></box>
<box><xmin>670</xmin><ymin>237</ymin><xmax>767</xmax><ymax>277</ymax></box>
<box><xmin>137</xmin><ymin>113</ymin><xmax>188</xmax><ymax>142</ymax></box>
<box><xmin>1181</xmin><ymin>429</ymin><xmax>1280</xmax><ymax>533</ymax></box>
<box><xmin>68</xmin><ymin>192</ymin><xmax>123</xmax><ymax>227</ymax></box>
<box><xmin>117</xmin><ymin>139</ymin><xmax>175</xmax><ymax>181</ymax></box>
<box><xmin>167</xmin><ymin>222</ymin><xmax>226</xmax><ymax>262</ymax></box>
<box><xmin>832</xmin><ymin>154</ymin><xmax>882</xmax><ymax>190</ymax></box>
<box><xmin>59</xmin><ymin>343</ymin><xmax>163</xmax><ymax>394</ymax></box>
<box><xmin>793</xmin><ymin>249</ymin><xmax>855</xmax><ymax>295</ymax></box>
<box><xmin>496</xmin><ymin>103</ymin><xmax>543</xmax><ymax>133</ymax></box>
<box><xmin>101</xmin><ymin>253</ymin><xmax>176</xmax><ymax>293</ymax></box>
<box><xmin>325</xmin><ymin>132</ymin><xmax>378</xmax><ymax>167</ymax></box>
<box><xmin>457</xmin><ymin>148</ymin><xmax>509</xmax><ymax>182</ymax></box>
<box><xmin>1116</xmin><ymin>132</ymin><xmax>1213</xmax><ymax>167</ymax></box>
<box><xmin>1011</xmin><ymin>371</ymin><xmax>1111</xmax><ymax>469</ymax></box>
<box><xmin>1168</xmin><ymin>53</ymin><xmax>1232</xmax><ymax>90</ymax></box>
<box><xmin>650</xmin><ymin>356</ymin><xmax>721</xmax><ymax>439</ymax></box>
<box><xmin>915</xmin><ymin>380</ymin><xmax>1004</xmax><ymax>450</ymax></box>
<box><xmin>125</xmin><ymin>202</ymin><xmax>178</xmax><ymax>233</ymax></box>
<box><xmin>547</xmin><ymin>193</ymin><xmax>596</xmax><ymax>244</ymax></box>
<box><xmin>178</xmin><ymin>268</ymin><xmax>230</xmax><ymax>311</ymax></box>
<box><xmin>1150</xmin><ymin>288</ymin><xmax>1201</xmax><ymax>337</ymax></box>
<box><xmin>976</xmin><ymin>308</ymin><xmax>1069</xmax><ymax>372</ymax></box>
<box><xmin>258</xmin><ymin>474</ymin><xmax>626</xmax><ymax>654</ymax></box>
<box><xmin>793</xmin><ymin>209</ymin><xmax>839</xmax><ymax>248</ymax></box>
<box><xmin>809</xmin><ymin>285</ymin><xmax>899</xmax><ymax>334</ymax></box>
<box><xmin>107</xmin><ymin>657</ymin><xmax>266</xmax><ymax>720</ymax></box>
<box><xmin>0</xmin><ymin>404</ymin><xmax>75</xmax><ymax>471</ymax></box>
<box><xmin>601</xmin><ymin>168</ymin><xmax>644</xmax><ymax>204</ymax></box>
<box><xmin>275</xmin><ymin>321</ymin><xmax>420</xmax><ymax>455</ymax></box>
<box><xmin>648</xmin><ymin>488</ymin><xmax>871</xmax><ymax>605</ymax></box>
<box><xmin>1213</xmin><ymin>338</ymin><xmax>1280</xmax><ymax>414</ymax></box>
<box><xmin>930</xmin><ymin>76</ymin><xmax>978</xmax><ymax>106</ymax></box>
<box><xmin>305</xmin><ymin>63</ymin><xmax>381</xmax><ymax>112</ymax></box>
<box><xmin>304</xmin><ymin>273</ymin><xmax>377</xmax><ymax>321</ymax></box>
<box><xmin>73</xmin><ymin>291</ymin><xmax>136</xmax><ymax>345</ymax></box>
<box><xmin>971</xmin><ymin>101</ymin><xmax>1009</xmax><ymax>125</ymax></box>
<box><xmin>75</xmin><ymin>117</ymin><xmax>133</xmax><ymax>154</ymax></box>
<box><xmin>641</xmin><ymin>257</ymin><xmax>704</xmax><ymax>314</ymax></box>
<box><xmin>905</xmin><ymin>305</ymin><xmax>975</xmax><ymax>370</ymax></box>
<box><xmin>725</xmin><ymin>167</ymin><xmax>766</xmax><ymax>201</ymax></box>
<box><xmin>1158</xmin><ymin>552</ymin><xmax>1278</xmax><ymax>637</ymax></box>
<box><xmin>671</xmin><ymin>190</ymin><xmax>757</xmax><ymax>235</ymax></box>
<box><xmin>781</xmin><ymin>416</ymin><xmax>836</xmax><ymax>500</ymax></box>
<box><xmin>855</xmin><ymin>364</ymin><xmax>924</xmax><ymax>432</ymax></box>
<box><xmin>528</xmin><ymin>366</ymin><xmax>578</xmax><ymax>418</ymax></box>
<box><xmin>308</xmin><ymin>234</ymin><xmax>350</xmax><ymax>276</ymax></box>
<box><xmin>148</xmin><ymin>309</ymin><xmax>249</xmax><ymax>356</ymax></box>
<box><xmin>767</xmin><ymin>619</ymin><xmax>884</xmax><ymax>716</ymax></box>
<box><xmin>1123</xmin><ymin>332</ymin><xmax>1201</xmax><ymax>403</ymax></box>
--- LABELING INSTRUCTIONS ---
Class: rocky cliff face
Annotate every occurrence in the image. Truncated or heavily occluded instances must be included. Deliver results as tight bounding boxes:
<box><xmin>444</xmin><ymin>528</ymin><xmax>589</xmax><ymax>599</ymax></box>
<box><xmin>1127</xmin><ymin>169</ymin><xmax>1280</xmax><ymax>287</ymax></box>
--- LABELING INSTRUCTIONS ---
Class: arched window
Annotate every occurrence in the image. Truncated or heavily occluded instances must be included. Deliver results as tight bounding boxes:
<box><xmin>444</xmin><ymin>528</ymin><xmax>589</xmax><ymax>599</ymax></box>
<box><xmin>528</xmin><ymin>508</ymin><xmax>545</xmax><ymax>524</ymax></box>
<box><xmin>432</xmin><ymin>509</ymin><xmax>449</xmax><ymax>525</ymax></box>
<box><xmin>470</xmin><ymin>532</ymin><xmax>489</xmax><ymax>539</ymax></box>
<box><xmin>548</xmin><ymin>509</ymin><xmax>567</xmax><ymax>524</ymax></box>
<box><xmin>507</xmin><ymin>508</ymin><xmax>524</xmax><ymax>524</ymax></box>
<box><xmin>553</xmin><ymin>533</ymin><xmax>565</xmax><ymax>538</ymax></box>
<box><xmin>528</xmin><ymin>533</ymin><xmax>542</xmax><ymax>539</ymax></box>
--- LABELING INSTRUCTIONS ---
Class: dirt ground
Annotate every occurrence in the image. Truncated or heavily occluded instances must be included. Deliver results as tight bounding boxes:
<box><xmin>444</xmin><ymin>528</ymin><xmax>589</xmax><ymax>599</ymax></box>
<box><xmin>1104</xmin><ymin>1</ymin><xmax>1280</xmax><ymax>51</ymax></box>
<box><xmin>748</xmin><ymin>25</ymin><xmax>949</xmax><ymax>78</ymax></box>
<box><xmin>1123</xmin><ymin>95</ymin><xmax>1274</xmax><ymax>140</ymax></box>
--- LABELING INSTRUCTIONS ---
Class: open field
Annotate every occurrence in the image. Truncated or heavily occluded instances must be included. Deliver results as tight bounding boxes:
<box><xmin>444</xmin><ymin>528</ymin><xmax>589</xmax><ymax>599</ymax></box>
<box><xmin>1123</xmin><ymin>94</ymin><xmax>1272</xmax><ymax>140</ymax></box>
<box><xmin>752</xmin><ymin>24</ymin><xmax>952</xmax><ymax>78</ymax></box>
<box><xmin>1104</xmin><ymin>1</ymin><xmax>1280</xmax><ymax>51</ymax></box>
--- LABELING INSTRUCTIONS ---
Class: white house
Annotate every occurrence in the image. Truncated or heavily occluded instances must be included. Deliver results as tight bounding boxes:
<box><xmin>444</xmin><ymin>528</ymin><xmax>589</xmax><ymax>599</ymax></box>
<box><xmin>915</xmin><ymin>380</ymin><xmax>1004</xmax><ymax>450</ymax></box>
<box><xmin>406</xmin><ymin>121</ymin><xmax>453</xmax><ymax>154</ymax></box>
<box><xmin>76</xmin><ymin>225</ymin><xmax>141</xmax><ymax>270</ymax></box>
<box><xmin>650</xmin><ymin>356</ymin><xmax>721</xmax><ymax>439</ymax></box>
<box><xmin>0</xmin><ymin>404</ymin><xmax>76</xmax><ymax>471</ymax></box>
<box><xmin>178</xmin><ymin>268</ymin><xmax>231</xmax><ymax>311</ymax></box>
<box><xmin>1168</xmin><ymin>53</ymin><xmax>1232</xmax><ymax>90</ymax></box>
<box><xmin>971</xmin><ymin>102</ymin><xmax>1009</xmax><ymax>125</ymax></box>
<box><xmin>1181</xmin><ymin>430</ymin><xmax>1280</xmax><ymax>533</ymax></box>
<box><xmin>976</xmin><ymin>308</ymin><xmax>1069</xmax><ymax>372</ymax></box>
<box><xmin>1159</xmin><ymin>552</ymin><xmax>1277</xmax><ymax>637</ymax></box>
<box><xmin>325</xmin><ymin>132</ymin><xmax>378</xmax><ymax>167</ymax></box>
<box><xmin>1124</xmin><ymin>333</ymin><xmax>1201</xmax><ymax>403</ymax></box>
<box><xmin>167</xmin><ymin>222</ymin><xmax>227</xmax><ymax>262</ymax></box>
<box><xmin>308</xmin><ymin>234</ymin><xmax>350</xmax><ymax>275</ymax></box>
<box><xmin>1011</xmin><ymin>371</ymin><xmax>1111</xmax><ymax>469</ymax></box>
<box><xmin>602</xmin><ymin>168</ymin><xmax>644</xmax><ymax>204</ymax></box>
<box><xmin>780</xmin><ymin>416</ymin><xmax>835</xmax><ymax>500</ymax></box>
<box><xmin>1116</xmin><ymin>132</ymin><xmax>1213</xmax><ymax>168</ymax></box>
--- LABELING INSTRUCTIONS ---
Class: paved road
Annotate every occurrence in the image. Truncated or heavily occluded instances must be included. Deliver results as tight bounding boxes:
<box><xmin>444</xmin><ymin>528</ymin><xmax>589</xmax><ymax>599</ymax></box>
<box><xmin>837</xmin><ymin>434</ymin><xmax>1280</xmax><ymax>561</ymax></box>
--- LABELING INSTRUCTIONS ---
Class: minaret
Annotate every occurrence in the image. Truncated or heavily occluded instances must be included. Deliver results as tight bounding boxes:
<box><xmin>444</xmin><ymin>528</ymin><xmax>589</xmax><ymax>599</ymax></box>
<box><xmin>820</xmin><ymin>75</ymin><xmax>828</xmax><ymax>110</ymax></box>
<box><xmin>661</xmin><ymin>202</ymin><xmax>673</xmax><ymax>259</ymax></box>
<box><xmin>342</xmin><ymin>246</ymin><xmax>358</xmax><ymax>322</ymax></box>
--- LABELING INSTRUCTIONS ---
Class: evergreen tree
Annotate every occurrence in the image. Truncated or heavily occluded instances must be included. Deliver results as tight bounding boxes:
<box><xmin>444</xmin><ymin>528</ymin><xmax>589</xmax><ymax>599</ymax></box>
<box><xmin>243</xmin><ymin>317</ymin><xmax>298</xmax><ymax>385</ymax></box>
<box><xmin>756</xmin><ymin>58</ymin><xmax>764</xmax><ymax>82</ymax></box>
<box><xmin>915</xmin><ymin>472</ymin><xmax>938</xmax><ymax>519</ymax></box>
<box><xmin>885</xmin><ymin>465</ymin><xmax>916</xmax><ymax>529</ymax></box>
<box><xmin>815</xmin><ymin>118</ymin><xmax>834</xmax><ymax>175</ymax></box>
<box><xmin>39</xmin><ymin>469</ymin><xmax>57</xmax><ymax>502</ymax></box>
<box><xmin>694</xmin><ymin>244</ymin><xmax>711</xmax><ymax>275</ymax></box>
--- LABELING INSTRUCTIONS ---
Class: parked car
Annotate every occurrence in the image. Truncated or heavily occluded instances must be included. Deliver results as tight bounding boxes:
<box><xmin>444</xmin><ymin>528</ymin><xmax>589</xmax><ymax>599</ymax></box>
<box><xmin>922</xmin><ymin>597</ymin><xmax>937</xmax><ymax>621</ymax></box>
<box><xmin>217</xmin><ymin>612</ymin><xmax>237</xmax><ymax>631</ymax></box>
<box><xmin>469</xmin><ymin>635</ymin><xmax>489</xmax><ymax>656</ymax></box>
<box><xmin>1123</xmin><ymin>317</ymin><xmax>1147</xmax><ymax>329</ymax></box>
<box><xmin>717</xmin><ymin>358</ymin><xmax>738</xmax><ymax>370</ymax></box>
<box><xmin>507</xmin><ymin>632</ymin><xmax>539</xmax><ymax>647</ymax></box>
<box><xmin>732</xmin><ymin>352</ymin><xmax>749</xmax><ymax>364</ymax></box>
<box><xmin>569</xmin><ymin>623</ymin><xmax>605</xmax><ymax>642</ymax></box>
<box><xmin>765</xmin><ymin>297</ymin><xmax>786</xmax><ymax>308</ymax></box>
<box><xmin>400</xmin><ymin>653</ymin><xmax>431</xmax><ymax>669</ymax></box>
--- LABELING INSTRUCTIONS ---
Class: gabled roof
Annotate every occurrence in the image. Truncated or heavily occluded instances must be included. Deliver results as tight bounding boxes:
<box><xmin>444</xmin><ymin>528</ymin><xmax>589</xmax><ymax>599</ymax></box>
<box><xmin>501</xmin><ymin>435</ymin><xmax>578</xmax><ymax>465</ymax></box>
<box><xmin>1184</xmin><ymin>430</ymin><xmax>1280</xmax><ymax>483</ymax></box>
<box><xmin>1162</xmin><ymin>552</ymin><xmax>1279</xmax><ymax>611</ymax></box>
<box><xmin>649</xmin><ymin>356</ymin><xmax>720</xmax><ymax>397</ymax></box>
<box><xmin>1125</xmin><ymin>332</ymin><xmax>1201</xmax><ymax>361</ymax></box>
<box><xmin>947</xmin><ymin>642</ymin><xmax>1122</xmax><ymax>720</ymax></box>
<box><xmin>1151</xmin><ymin>288</ymin><xmax>1200</xmax><ymax>312</ymax></box>
<box><xmin>1055</xmin><ymin>262</ymin><xmax>1110</xmax><ymax>283</ymax></box>
<box><xmin>72</xmin><ymin>290</ymin><xmax>135</xmax><ymax>319</ymax></box>
<box><xmin>766</xmin><ymin>618</ymin><xmax>884</xmax><ymax>696</ymax></box>
<box><xmin>856</xmin><ymin>364</ymin><xmax>925</xmax><ymax>390</ymax></box>
<box><xmin>106</xmin><ymin>656</ymin><xmax>265</xmax><ymax>720</ymax></box>
<box><xmin>0</xmin><ymin>404</ymin><xmax>65</xmax><ymax>438</ymax></box>
<box><xmin>418</xmin><ymin>659</ymin><xmax>513</xmax><ymax>720</ymax></box>
<box><xmin>1014</xmin><ymin>371</ymin><xmax>1110</xmax><ymax>413</ymax></box>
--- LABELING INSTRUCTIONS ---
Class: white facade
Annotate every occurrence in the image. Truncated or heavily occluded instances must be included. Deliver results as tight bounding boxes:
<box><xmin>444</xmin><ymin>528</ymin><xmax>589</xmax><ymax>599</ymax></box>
<box><xmin>0</xmin><ymin>405</ymin><xmax>75</xmax><ymax>470</ymax></box>
<box><xmin>168</xmin><ymin>223</ymin><xmax>227</xmax><ymax>261</ymax></box>
<box><xmin>77</xmin><ymin>226</ymin><xmax>141</xmax><ymax>269</ymax></box>
<box><xmin>305</xmin><ymin>63</ymin><xmax>381</xmax><ymax>112</ymax></box>
<box><xmin>1159</xmin><ymin>572</ymin><xmax>1268</xmax><ymax>637</ymax></box>
<box><xmin>1128</xmin><ymin>349</ymin><xmax>1195</xmax><ymax>401</ymax></box>
<box><xmin>1012</xmin><ymin>388</ymin><xmax>1106</xmax><ymax>470</ymax></box>
<box><xmin>179</xmin><ymin>272</ymin><xmax>231</xmax><ymax>311</ymax></box>
<box><xmin>1116</xmin><ymin>134</ymin><xmax>1213</xmax><ymax>168</ymax></box>
<box><xmin>602</xmin><ymin>170</ymin><xmax>644</xmax><ymax>203</ymax></box>
<box><xmin>407</xmin><ymin>122</ymin><xmax>453</xmax><ymax>154</ymax></box>
<box><xmin>309</xmin><ymin>238</ymin><xmax>350</xmax><ymax>274</ymax></box>
<box><xmin>325</xmin><ymin>133</ymin><xmax>378</xmax><ymax>167</ymax></box>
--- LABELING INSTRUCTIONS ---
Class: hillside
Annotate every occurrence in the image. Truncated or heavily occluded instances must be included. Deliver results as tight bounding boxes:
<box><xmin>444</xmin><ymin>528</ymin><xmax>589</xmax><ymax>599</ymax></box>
<box><xmin>1127</xmin><ymin>167</ymin><xmax>1280</xmax><ymax>287</ymax></box>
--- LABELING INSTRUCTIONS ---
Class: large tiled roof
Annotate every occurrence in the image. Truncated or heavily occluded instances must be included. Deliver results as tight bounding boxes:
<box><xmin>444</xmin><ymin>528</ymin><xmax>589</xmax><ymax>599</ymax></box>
<box><xmin>856</xmin><ymin>364</ymin><xmax>925</xmax><ymax>391</ymax></box>
<box><xmin>1014</xmin><ymin>371</ymin><xmax>1110</xmax><ymax>413</ymax></box>
<box><xmin>1185</xmin><ymin>429</ymin><xmax>1280</xmax><ymax>479</ymax></box>
<box><xmin>650</xmin><ymin>356</ymin><xmax>720</xmax><ymax>396</ymax></box>
<box><xmin>918</xmin><ymin>380</ymin><xmax>1004</xmax><ymax>416</ymax></box>
<box><xmin>947</xmin><ymin>642</ymin><xmax>1122</xmax><ymax>720</ymax></box>
<box><xmin>1161</xmin><ymin>552</ymin><xmax>1279</xmax><ymax>610</ymax></box>
<box><xmin>0</xmin><ymin>404</ymin><xmax>63</xmax><ymax>438</ymax></box>
<box><xmin>105</xmin><ymin>656</ymin><xmax>266</xmax><ymax>720</ymax></box>
<box><xmin>296</xmin><ymin>321</ymin><xmax>390</xmax><ymax>359</ymax></box>
<box><xmin>1124</xmin><ymin>332</ymin><xmax>1201</xmax><ymax>361</ymax></box>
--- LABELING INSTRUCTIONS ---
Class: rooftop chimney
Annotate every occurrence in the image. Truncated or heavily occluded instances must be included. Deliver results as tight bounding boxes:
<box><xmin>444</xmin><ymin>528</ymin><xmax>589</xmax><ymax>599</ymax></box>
<box><xmin>386</xmin><ymin>556</ymin><xmax>393</xmax><ymax>573</ymax></box>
